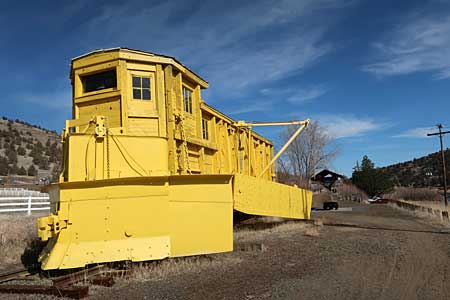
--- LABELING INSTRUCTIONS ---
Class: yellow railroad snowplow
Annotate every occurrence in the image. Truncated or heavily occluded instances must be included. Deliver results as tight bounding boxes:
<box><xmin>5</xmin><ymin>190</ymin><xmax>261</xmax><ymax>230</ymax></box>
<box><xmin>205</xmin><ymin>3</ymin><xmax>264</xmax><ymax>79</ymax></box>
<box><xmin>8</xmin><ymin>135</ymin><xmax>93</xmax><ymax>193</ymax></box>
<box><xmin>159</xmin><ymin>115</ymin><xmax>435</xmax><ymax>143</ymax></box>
<box><xmin>37</xmin><ymin>48</ymin><xmax>312</xmax><ymax>270</ymax></box>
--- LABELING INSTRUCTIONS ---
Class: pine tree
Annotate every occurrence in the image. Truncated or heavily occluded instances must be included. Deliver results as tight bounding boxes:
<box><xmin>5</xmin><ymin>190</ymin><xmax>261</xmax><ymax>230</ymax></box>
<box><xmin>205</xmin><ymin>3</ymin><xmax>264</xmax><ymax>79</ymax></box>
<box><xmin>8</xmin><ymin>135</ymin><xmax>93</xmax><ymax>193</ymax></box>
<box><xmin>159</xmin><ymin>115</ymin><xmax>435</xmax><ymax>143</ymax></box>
<box><xmin>0</xmin><ymin>156</ymin><xmax>8</xmax><ymax>176</ymax></box>
<box><xmin>17</xmin><ymin>166</ymin><xmax>27</xmax><ymax>175</ymax></box>
<box><xmin>8</xmin><ymin>163</ymin><xmax>18</xmax><ymax>175</ymax></box>
<box><xmin>27</xmin><ymin>165</ymin><xmax>37</xmax><ymax>176</ymax></box>
<box><xmin>17</xmin><ymin>146</ymin><xmax>26</xmax><ymax>156</ymax></box>
<box><xmin>38</xmin><ymin>157</ymin><xmax>50</xmax><ymax>170</ymax></box>
<box><xmin>352</xmin><ymin>155</ymin><xmax>393</xmax><ymax>197</ymax></box>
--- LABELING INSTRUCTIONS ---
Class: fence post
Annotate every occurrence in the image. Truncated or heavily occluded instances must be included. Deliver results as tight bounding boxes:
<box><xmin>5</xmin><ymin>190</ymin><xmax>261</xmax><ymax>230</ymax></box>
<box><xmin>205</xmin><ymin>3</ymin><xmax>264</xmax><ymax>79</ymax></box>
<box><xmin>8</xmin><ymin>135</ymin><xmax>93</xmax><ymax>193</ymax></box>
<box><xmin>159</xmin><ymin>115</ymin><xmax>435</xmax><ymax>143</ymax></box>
<box><xmin>27</xmin><ymin>196</ymin><xmax>32</xmax><ymax>216</ymax></box>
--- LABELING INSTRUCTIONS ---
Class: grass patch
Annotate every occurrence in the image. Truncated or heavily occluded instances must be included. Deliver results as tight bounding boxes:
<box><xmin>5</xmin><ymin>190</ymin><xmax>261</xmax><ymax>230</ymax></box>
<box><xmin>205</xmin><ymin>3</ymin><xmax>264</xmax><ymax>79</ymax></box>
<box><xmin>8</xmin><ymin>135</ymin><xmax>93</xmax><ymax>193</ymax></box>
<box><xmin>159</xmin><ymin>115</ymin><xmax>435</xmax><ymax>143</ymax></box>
<box><xmin>128</xmin><ymin>254</ymin><xmax>242</xmax><ymax>282</ymax></box>
<box><xmin>0</xmin><ymin>214</ymin><xmax>42</xmax><ymax>266</ymax></box>
<box><xmin>386</xmin><ymin>187</ymin><xmax>441</xmax><ymax>202</ymax></box>
<box><xmin>127</xmin><ymin>219</ymin><xmax>318</xmax><ymax>282</ymax></box>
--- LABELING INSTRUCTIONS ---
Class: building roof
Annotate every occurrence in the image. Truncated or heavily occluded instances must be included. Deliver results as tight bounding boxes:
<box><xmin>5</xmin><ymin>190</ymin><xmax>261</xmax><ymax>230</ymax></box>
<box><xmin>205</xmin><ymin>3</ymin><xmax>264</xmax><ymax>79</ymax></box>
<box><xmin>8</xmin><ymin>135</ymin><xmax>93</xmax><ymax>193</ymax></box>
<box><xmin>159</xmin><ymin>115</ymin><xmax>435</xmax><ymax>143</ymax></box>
<box><xmin>311</xmin><ymin>169</ymin><xmax>345</xmax><ymax>181</ymax></box>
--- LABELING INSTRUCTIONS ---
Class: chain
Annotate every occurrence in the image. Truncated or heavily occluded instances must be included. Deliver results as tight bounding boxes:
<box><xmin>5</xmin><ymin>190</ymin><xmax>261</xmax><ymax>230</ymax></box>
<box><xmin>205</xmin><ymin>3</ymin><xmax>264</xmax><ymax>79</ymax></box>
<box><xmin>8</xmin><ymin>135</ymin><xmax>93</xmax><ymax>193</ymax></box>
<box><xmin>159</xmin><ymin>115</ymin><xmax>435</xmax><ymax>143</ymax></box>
<box><xmin>175</xmin><ymin>113</ymin><xmax>191</xmax><ymax>174</ymax></box>
<box><xmin>105</xmin><ymin>128</ymin><xmax>111</xmax><ymax>179</ymax></box>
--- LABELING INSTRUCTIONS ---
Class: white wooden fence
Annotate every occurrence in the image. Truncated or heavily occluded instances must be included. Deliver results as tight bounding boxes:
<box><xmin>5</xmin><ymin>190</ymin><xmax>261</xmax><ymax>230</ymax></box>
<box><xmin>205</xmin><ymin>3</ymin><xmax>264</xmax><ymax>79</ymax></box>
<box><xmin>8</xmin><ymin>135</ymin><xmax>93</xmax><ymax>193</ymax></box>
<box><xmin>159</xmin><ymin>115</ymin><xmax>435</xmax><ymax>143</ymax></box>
<box><xmin>0</xmin><ymin>195</ymin><xmax>50</xmax><ymax>215</ymax></box>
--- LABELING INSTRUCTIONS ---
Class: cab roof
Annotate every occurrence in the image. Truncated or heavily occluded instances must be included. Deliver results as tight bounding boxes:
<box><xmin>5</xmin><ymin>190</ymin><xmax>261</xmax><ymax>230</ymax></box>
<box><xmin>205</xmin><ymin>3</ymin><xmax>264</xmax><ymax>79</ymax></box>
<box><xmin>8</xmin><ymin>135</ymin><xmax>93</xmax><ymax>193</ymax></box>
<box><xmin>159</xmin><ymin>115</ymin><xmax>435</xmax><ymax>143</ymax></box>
<box><xmin>71</xmin><ymin>47</ymin><xmax>208</xmax><ymax>88</ymax></box>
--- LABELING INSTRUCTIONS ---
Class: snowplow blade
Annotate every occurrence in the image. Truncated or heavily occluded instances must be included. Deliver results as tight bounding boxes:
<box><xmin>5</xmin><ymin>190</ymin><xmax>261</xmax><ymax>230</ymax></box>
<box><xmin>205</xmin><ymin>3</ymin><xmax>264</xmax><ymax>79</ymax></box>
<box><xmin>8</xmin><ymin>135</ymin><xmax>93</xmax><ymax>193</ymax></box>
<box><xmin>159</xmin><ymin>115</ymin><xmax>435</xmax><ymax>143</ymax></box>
<box><xmin>38</xmin><ymin>175</ymin><xmax>234</xmax><ymax>270</ymax></box>
<box><xmin>233</xmin><ymin>174</ymin><xmax>312</xmax><ymax>219</ymax></box>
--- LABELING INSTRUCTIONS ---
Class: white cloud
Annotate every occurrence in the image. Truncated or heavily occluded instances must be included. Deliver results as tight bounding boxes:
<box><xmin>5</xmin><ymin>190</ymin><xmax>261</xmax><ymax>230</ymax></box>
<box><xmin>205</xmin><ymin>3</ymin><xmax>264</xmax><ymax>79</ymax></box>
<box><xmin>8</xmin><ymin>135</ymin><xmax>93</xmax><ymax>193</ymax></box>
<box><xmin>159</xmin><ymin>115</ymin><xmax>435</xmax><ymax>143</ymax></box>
<box><xmin>21</xmin><ymin>89</ymin><xmax>72</xmax><ymax>111</ymax></box>
<box><xmin>318</xmin><ymin>115</ymin><xmax>382</xmax><ymax>139</ymax></box>
<box><xmin>286</xmin><ymin>85</ymin><xmax>330</xmax><ymax>104</ymax></box>
<box><xmin>228</xmin><ymin>100</ymin><xmax>274</xmax><ymax>115</ymax></box>
<box><xmin>363</xmin><ymin>15</ymin><xmax>450</xmax><ymax>78</ymax></box>
<box><xmin>78</xmin><ymin>0</ymin><xmax>353</xmax><ymax>98</ymax></box>
<box><xmin>392</xmin><ymin>127</ymin><xmax>433</xmax><ymax>138</ymax></box>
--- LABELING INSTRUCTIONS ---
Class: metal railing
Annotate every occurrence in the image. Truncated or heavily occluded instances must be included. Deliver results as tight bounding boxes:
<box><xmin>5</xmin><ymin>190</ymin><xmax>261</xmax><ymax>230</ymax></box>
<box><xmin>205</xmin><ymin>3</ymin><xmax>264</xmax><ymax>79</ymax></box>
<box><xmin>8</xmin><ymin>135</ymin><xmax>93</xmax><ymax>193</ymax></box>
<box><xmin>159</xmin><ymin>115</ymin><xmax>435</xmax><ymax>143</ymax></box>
<box><xmin>0</xmin><ymin>195</ymin><xmax>50</xmax><ymax>215</ymax></box>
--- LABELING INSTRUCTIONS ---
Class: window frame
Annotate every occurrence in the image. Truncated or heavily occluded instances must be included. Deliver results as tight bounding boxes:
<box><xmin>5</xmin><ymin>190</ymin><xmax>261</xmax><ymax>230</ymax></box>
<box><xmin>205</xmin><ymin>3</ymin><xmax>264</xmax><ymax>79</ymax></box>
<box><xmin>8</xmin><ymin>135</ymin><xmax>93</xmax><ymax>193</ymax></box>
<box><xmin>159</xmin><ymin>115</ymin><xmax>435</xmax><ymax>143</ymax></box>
<box><xmin>131</xmin><ymin>74</ymin><xmax>153</xmax><ymax>101</ymax></box>
<box><xmin>81</xmin><ymin>69</ymin><xmax>118</xmax><ymax>94</ymax></box>
<box><xmin>202</xmin><ymin>118</ymin><xmax>209</xmax><ymax>140</ymax></box>
<box><xmin>182</xmin><ymin>86</ymin><xmax>193</xmax><ymax>114</ymax></box>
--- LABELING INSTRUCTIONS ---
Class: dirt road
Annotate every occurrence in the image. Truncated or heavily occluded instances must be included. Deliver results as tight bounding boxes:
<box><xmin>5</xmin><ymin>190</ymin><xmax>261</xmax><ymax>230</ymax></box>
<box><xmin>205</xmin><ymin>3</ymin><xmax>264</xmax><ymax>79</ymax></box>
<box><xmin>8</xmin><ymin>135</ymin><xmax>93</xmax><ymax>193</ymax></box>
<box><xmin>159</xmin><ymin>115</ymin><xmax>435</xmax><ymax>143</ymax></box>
<box><xmin>88</xmin><ymin>202</ymin><xmax>450</xmax><ymax>300</ymax></box>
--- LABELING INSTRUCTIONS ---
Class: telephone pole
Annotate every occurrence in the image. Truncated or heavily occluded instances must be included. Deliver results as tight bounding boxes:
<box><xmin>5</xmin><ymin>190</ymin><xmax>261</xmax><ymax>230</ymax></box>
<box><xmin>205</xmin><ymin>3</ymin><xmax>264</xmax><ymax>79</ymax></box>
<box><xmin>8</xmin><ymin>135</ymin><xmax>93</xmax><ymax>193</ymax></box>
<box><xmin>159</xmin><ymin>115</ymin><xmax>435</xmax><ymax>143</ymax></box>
<box><xmin>428</xmin><ymin>124</ymin><xmax>450</xmax><ymax>206</ymax></box>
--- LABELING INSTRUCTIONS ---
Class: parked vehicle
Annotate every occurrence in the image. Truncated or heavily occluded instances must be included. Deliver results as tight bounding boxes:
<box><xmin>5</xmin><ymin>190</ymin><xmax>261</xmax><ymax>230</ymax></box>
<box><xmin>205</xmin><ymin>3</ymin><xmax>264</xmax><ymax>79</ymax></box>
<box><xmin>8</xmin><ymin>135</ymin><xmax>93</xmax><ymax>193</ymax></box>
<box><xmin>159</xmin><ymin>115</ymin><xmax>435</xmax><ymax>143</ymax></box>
<box><xmin>370</xmin><ymin>198</ymin><xmax>388</xmax><ymax>204</ymax></box>
<box><xmin>323</xmin><ymin>201</ymin><xmax>339</xmax><ymax>210</ymax></box>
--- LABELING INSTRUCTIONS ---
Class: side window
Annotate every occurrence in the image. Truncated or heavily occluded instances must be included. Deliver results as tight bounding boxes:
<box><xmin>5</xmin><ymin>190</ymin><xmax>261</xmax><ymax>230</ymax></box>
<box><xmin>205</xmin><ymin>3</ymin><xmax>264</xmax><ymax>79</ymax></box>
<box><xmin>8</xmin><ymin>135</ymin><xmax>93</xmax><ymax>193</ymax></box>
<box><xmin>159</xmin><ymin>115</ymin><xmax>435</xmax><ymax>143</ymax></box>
<box><xmin>132</xmin><ymin>75</ymin><xmax>151</xmax><ymax>100</ymax></box>
<box><xmin>183</xmin><ymin>87</ymin><xmax>193</xmax><ymax>114</ymax></box>
<box><xmin>202</xmin><ymin>118</ymin><xmax>209</xmax><ymax>140</ymax></box>
<box><xmin>83</xmin><ymin>70</ymin><xmax>117</xmax><ymax>93</ymax></box>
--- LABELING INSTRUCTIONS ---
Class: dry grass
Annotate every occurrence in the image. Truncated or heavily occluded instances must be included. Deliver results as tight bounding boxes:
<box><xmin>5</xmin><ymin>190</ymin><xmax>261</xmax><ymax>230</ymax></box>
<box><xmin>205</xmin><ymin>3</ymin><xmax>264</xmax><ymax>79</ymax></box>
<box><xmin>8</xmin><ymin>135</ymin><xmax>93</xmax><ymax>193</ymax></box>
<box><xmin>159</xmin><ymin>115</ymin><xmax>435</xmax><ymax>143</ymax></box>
<box><xmin>0</xmin><ymin>214</ymin><xmax>41</xmax><ymax>265</ymax></box>
<box><xmin>388</xmin><ymin>202</ymin><xmax>449</xmax><ymax>227</ymax></box>
<box><xmin>128</xmin><ymin>220</ymin><xmax>320</xmax><ymax>282</ymax></box>
<box><xmin>337</xmin><ymin>182</ymin><xmax>368</xmax><ymax>201</ymax></box>
<box><xmin>129</xmin><ymin>254</ymin><xmax>242</xmax><ymax>282</ymax></box>
<box><xmin>386</xmin><ymin>187</ymin><xmax>441</xmax><ymax>202</ymax></box>
<box><xmin>304</xmin><ymin>227</ymin><xmax>320</xmax><ymax>237</ymax></box>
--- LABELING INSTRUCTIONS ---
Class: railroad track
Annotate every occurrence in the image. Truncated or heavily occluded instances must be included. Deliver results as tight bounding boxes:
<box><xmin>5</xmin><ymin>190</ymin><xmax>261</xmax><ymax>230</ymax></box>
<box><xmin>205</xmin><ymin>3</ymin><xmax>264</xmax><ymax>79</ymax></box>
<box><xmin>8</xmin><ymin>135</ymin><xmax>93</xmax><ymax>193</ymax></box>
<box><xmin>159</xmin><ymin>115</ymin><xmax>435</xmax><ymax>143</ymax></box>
<box><xmin>0</xmin><ymin>264</ymin><xmax>31</xmax><ymax>284</ymax></box>
<box><xmin>0</xmin><ymin>263</ymin><xmax>121</xmax><ymax>299</ymax></box>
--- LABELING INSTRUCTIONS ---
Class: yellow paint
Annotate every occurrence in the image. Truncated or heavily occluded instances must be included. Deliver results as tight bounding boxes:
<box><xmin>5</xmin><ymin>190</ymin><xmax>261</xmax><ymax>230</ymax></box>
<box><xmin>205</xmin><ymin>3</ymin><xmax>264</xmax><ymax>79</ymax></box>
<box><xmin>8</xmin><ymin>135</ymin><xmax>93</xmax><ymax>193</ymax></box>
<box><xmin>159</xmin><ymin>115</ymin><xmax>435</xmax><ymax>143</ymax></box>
<box><xmin>233</xmin><ymin>174</ymin><xmax>312</xmax><ymax>219</ymax></box>
<box><xmin>38</xmin><ymin>48</ymin><xmax>312</xmax><ymax>270</ymax></box>
<box><xmin>39</xmin><ymin>175</ymin><xmax>233</xmax><ymax>270</ymax></box>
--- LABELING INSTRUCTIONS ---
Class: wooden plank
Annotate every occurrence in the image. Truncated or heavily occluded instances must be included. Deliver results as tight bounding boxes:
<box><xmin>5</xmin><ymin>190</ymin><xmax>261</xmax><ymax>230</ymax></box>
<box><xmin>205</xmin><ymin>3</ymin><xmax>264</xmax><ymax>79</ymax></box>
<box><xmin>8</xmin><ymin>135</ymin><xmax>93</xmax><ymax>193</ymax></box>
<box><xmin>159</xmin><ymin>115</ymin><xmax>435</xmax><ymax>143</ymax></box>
<box><xmin>51</xmin><ymin>265</ymin><xmax>106</xmax><ymax>287</ymax></box>
<box><xmin>118</xmin><ymin>59</ymin><xmax>129</xmax><ymax>132</ymax></box>
<box><xmin>156</xmin><ymin>64</ymin><xmax>167</xmax><ymax>137</ymax></box>
<box><xmin>164</xmin><ymin>65</ymin><xmax>177</xmax><ymax>174</ymax></box>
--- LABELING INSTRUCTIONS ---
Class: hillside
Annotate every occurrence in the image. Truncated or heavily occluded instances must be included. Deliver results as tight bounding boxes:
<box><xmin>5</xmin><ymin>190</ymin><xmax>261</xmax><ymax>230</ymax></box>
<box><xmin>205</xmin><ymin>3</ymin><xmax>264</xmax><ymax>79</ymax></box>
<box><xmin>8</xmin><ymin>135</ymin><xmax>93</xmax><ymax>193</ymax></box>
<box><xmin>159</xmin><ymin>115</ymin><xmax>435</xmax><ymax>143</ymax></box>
<box><xmin>380</xmin><ymin>150</ymin><xmax>448</xmax><ymax>187</ymax></box>
<box><xmin>0</xmin><ymin>117</ymin><xmax>62</xmax><ymax>183</ymax></box>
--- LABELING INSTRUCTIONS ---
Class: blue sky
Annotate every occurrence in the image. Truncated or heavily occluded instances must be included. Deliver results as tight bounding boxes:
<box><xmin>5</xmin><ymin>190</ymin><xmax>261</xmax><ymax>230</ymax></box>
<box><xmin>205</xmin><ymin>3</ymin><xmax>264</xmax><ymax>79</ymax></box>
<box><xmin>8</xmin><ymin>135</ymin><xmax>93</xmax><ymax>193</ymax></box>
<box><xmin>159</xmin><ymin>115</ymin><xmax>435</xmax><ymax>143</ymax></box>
<box><xmin>1</xmin><ymin>0</ymin><xmax>449</xmax><ymax>176</ymax></box>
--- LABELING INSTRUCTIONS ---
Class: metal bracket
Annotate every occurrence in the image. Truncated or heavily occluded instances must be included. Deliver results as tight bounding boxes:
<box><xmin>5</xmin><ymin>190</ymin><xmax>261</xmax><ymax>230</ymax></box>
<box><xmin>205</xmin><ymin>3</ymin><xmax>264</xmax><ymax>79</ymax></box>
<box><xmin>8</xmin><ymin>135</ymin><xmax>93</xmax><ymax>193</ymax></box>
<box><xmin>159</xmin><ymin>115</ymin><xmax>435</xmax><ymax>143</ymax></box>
<box><xmin>37</xmin><ymin>215</ymin><xmax>68</xmax><ymax>241</ymax></box>
<box><xmin>94</xmin><ymin>116</ymin><xmax>107</xmax><ymax>138</ymax></box>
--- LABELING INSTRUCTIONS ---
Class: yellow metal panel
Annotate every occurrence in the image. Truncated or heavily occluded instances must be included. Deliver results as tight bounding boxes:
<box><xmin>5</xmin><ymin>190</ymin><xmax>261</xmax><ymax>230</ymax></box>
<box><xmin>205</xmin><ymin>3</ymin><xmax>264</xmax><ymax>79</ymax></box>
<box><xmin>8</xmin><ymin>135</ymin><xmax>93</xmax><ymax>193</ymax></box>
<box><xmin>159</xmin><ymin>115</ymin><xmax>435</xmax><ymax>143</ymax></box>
<box><xmin>67</xmin><ymin>135</ymin><xmax>169</xmax><ymax>181</ymax></box>
<box><xmin>168</xmin><ymin>175</ymin><xmax>233</xmax><ymax>257</ymax></box>
<box><xmin>39</xmin><ymin>175</ymin><xmax>233</xmax><ymax>270</ymax></box>
<box><xmin>233</xmin><ymin>174</ymin><xmax>312</xmax><ymax>219</ymax></box>
<box><xmin>39</xmin><ymin>177</ymin><xmax>171</xmax><ymax>269</ymax></box>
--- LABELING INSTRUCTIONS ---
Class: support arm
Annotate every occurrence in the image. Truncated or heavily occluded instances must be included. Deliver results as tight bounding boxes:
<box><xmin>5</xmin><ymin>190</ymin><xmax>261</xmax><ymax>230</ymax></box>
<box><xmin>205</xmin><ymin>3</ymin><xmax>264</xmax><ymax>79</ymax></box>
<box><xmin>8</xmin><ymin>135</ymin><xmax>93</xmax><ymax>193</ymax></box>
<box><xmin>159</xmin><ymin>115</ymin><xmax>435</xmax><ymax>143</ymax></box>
<box><xmin>236</xmin><ymin>119</ymin><xmax>310</xmax><ymax>178</ymax></box>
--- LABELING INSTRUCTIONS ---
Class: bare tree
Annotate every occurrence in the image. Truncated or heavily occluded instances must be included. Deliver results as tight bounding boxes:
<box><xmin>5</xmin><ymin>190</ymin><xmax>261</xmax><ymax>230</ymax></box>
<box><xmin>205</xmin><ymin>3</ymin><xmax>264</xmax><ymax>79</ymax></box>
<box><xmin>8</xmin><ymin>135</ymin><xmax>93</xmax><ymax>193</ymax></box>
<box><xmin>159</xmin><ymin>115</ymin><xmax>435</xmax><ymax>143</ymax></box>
<box><xmin>278</xmin><ymin>121</ymin><xmax>338</xmax><ymax>185</ymax></box>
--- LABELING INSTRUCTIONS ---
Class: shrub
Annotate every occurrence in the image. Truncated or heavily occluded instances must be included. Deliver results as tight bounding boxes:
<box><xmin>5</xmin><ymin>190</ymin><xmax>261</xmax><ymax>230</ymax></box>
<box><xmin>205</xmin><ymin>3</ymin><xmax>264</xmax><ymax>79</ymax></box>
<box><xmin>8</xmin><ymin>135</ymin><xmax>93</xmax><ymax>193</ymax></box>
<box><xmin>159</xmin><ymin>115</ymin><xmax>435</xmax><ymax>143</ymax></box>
<box><xmin>386</xmin><ymin>187</ymin><xmax>441</xmax><ymax>202</ymax></box>
<box><xmin>17</xmin><ymin>166</ymin><xmax>27</xmax><ymax>175</ymax></box>
<box><xmin>27</xmin><ymin>165</ymin><xmax>37</xmax><ymax>176</ymax></box>
<box><xmin>17</xmin><ymin>146</ymin><xmax>26</xmax><ymax>156</ymax></box>
<box><xmin>38</xmin><ymin>157</ymin><xmax>50</xmax><ymax>170</ymax></box>
<box><xmin>8</xmin><ymin>164</ymin><xmax>18</xmax><ymax>175</ymax></box>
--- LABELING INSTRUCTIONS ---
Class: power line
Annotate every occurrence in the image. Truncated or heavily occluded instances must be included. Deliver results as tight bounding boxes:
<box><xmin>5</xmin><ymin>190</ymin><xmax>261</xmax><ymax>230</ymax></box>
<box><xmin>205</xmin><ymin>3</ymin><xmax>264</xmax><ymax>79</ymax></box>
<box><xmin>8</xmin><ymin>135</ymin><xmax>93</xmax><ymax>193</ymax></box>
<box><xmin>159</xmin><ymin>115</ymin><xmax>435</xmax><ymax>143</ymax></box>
<box><xmin>427</xmin><ymin>124</ymin><xmax>450</xmax><ymax>206</ymax></box>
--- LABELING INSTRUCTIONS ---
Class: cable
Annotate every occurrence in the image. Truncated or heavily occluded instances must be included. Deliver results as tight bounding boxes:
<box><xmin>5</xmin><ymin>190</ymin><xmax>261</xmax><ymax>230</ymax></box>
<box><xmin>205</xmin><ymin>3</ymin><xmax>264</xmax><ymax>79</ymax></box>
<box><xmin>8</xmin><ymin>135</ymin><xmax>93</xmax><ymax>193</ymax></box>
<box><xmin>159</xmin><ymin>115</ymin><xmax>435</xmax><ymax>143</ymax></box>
<box><xmin>110</xmin><ymin>134</ymin><xmax>148</xmax><ymax>175</ymax></box>
<box><xmin>110</xmin><ymin>134</ymin><xmax>147</xmax><ymax>176</ymax></box>
<box><xmin>84</xmin><ymin>134</ymin><xmax>95</xmax><ymax>180</ymax></box>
